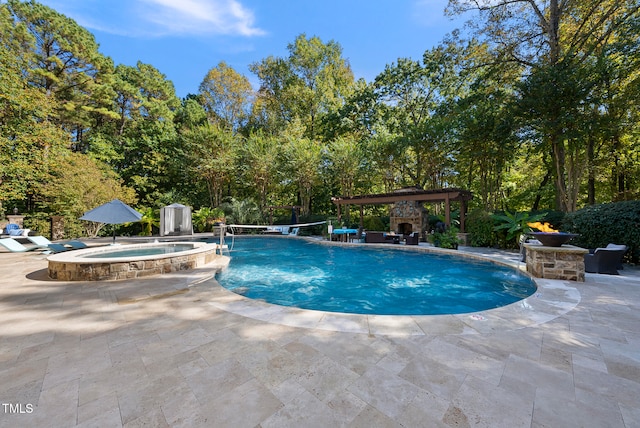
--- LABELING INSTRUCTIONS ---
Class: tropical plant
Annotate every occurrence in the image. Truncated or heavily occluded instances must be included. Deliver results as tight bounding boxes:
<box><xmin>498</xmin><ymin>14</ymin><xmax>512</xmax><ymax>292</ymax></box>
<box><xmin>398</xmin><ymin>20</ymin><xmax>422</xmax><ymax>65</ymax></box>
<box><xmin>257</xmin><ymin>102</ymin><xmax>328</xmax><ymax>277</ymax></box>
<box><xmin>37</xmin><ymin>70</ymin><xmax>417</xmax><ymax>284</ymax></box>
<box><xmin>219</xmin><ymin>198</ymin><xmax>262</xmax><ymax>225</ymax></box>
<box><xmin>138</xmin><ymin>207</ymin><xmax>159</xmax><ymax>236</ymax></box>
<box><xmin>492</xmin><ymin>210</ymin><xmax>547</xmax><ymax>247</ymax></box>
<box><xmin>192</xmin><ymin>207</ymin><xmax>225</xmax><ymax>232</ymax></box>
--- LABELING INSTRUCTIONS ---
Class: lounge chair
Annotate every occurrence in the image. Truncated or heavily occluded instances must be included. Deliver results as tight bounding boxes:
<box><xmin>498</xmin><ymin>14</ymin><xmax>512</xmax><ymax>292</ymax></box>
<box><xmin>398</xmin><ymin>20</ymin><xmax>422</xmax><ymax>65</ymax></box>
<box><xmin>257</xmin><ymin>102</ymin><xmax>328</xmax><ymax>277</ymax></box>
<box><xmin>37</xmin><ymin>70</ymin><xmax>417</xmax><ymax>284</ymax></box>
<box><xmin>25</xmin><ymin>236</ymin><xmax>70</xmax><ymax>254</ymax></box>
<box><xmin>0</xmin><ymin>238</ymin><xmax>42</xmax><ymax>252</ymax></box>
<box><xmin>26</xmin><ymin>235</ymin><xmax>55</xmax><ymax>247</ymax></box>
<box><xmin>65</xmin><ymin>240</ymin><xmax>88</xmax><ymax>249</ymax></box>
<box><xmin>28</xmin><ymin>235</ymin><xmax>87</xmax><ymax>250</ymax></box>
<box><xmin>0</xmin><ymin>237</ymin><xmax>67</xmax><ymax>254</ymax></box>
<box><xmin>584</xmin><ymin>244</ymin><xmax>627</xmax><ymax>275</ymax></box>
<box><xmin>46</xmin><ymin>243</ymin><xmax>70</xmax><ymax>253</ymax></box>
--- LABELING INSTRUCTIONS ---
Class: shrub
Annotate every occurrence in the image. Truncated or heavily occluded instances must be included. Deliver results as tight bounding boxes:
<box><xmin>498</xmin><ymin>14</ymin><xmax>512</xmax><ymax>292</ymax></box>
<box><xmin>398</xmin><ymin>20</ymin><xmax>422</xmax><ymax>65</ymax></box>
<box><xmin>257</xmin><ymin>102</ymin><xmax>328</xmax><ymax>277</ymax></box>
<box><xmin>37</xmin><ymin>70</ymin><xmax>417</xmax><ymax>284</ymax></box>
<box><xmin>564</xmin><ymin>200</ymin><xmax>640</xmax><ymax>264</ymax></box>
<box><xmin>426</xmin><ymin>214</ymin><xmax>443</xmax><ymax>233</ymax></box>
<box><xmin>298</xmin><ymin>214</ymin><xmax>326</xmax><ymax>235</ymax></box>
<box><xmin>430</xmin><ymin>225</ymin><xmax>462</xmax><ymax>249</ymax></box>
<box><xmin>24</xmin><ymin>212</ymin><xmax>84</xmax><ymax>240</ymax></box>
<box><xmin>466</xmin><ymin>209</ymin><xmax>496</xmax><ymax>247</ymax></box>
<box><xmin>362</xmin><ymin>215</ymin><xmax>385</xmax><ymax>231</ymax></box>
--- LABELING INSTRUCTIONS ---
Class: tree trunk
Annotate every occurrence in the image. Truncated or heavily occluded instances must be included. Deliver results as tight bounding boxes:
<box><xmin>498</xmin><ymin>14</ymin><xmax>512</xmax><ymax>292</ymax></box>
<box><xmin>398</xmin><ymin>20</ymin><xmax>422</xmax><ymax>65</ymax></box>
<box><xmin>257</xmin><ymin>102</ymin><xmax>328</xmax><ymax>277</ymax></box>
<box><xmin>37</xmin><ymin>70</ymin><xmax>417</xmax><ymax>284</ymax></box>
<box><xmin>551</xmin><ymin>135</ymin><xmax>569</xmax><ymax>212</ymax></box>
<box><xmin>532</xmin><ymin>170</ymin><xmax>551</xmax><ymax>211</ymax></box>
<box><xmin>587</xmin><ymin>136</ymin><xmax>596</xmax><ymax>205</ymax></box>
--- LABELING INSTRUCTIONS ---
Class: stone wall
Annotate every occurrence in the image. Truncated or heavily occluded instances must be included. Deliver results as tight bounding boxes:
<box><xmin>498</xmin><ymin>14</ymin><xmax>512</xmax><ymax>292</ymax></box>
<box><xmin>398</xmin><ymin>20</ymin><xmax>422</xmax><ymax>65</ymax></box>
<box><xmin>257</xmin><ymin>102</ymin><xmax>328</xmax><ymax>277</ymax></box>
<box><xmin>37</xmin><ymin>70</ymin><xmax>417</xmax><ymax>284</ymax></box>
<box><xmin>48</xmin><ymin>244</ymin><xmax>219</xmax><ymax>281</ymax></box>
<box><xmin>390</xmin><ymin>200</ymin><xmax>428</xmax><ymax>236</ymax></box>
<box><xmin>525</xmin><ymin>244</ymin><xmax>588</xmax><ymax>282</ymax></box>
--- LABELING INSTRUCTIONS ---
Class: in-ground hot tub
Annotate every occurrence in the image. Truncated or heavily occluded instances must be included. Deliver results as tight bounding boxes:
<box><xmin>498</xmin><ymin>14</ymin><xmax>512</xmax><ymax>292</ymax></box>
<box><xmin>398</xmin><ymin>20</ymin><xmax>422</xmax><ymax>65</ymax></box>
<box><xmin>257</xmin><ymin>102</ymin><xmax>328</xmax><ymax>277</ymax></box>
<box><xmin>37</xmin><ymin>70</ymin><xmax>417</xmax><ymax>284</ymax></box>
<box><xmin>48</xmin><ymin>242</ymin><xmax>219</xmax><ymax>281</ymax></box>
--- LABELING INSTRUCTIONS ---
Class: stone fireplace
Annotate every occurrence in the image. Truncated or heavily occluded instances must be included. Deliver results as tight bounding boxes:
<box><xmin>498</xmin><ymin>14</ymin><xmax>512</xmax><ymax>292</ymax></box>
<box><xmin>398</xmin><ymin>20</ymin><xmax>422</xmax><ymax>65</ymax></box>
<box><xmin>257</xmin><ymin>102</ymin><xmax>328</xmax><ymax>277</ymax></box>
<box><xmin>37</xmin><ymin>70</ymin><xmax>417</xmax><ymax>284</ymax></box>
<box><xmin>390</xmin><ymin>198</ymin><xmax>428</xmax><ymax>237</ymax></box>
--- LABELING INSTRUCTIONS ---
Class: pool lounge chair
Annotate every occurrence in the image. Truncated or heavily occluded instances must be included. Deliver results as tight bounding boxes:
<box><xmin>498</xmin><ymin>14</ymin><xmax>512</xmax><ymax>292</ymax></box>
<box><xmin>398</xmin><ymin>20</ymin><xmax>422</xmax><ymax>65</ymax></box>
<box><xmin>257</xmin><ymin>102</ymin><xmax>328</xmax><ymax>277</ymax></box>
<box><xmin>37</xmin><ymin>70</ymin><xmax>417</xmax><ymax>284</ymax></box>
<box><xmin>0</xmin><ymin>238</ymin><xmax>41</xmax><ymax>252</ymax></box>
<box><xmin>28</xmin><ymin>235</ymin><xmax>87</xmax><ymax>250</ymax></box>
<box><xmin>65</xmin><ymin>240</ymin><xmax>88</xmax><ymax>249</ymax></box>
<box><xmin>25</xmin><ymin>236</ymin><xmax>71</xmax><ymax>254</ymax></box>
<box><xmin>26</xmin><ymin>235</ymin><xmax>55</xmax><ymax>247</ymax></box>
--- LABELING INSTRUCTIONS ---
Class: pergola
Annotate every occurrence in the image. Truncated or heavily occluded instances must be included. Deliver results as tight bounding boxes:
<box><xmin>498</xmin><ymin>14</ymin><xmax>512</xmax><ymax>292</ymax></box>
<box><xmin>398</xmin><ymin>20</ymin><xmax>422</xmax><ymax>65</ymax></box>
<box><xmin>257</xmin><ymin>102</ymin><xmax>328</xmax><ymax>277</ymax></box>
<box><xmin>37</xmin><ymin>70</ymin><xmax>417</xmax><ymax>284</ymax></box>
<box><xmin>331</xmin><ymin>188</ymin><xmax>473</xmax><ymax>232</ymax></box>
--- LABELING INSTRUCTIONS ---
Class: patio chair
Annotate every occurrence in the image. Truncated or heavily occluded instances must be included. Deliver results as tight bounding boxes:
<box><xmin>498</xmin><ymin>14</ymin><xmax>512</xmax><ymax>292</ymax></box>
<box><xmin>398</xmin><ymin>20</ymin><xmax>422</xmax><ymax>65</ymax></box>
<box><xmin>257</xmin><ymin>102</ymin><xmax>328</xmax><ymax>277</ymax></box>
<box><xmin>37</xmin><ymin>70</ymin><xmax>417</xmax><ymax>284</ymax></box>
<box><xmin>584</xmin><ymin>244</ymin><xmax>627</xmax><ymax>275</ymax></box>
<box><xmin>404</xmin><ymin>233</ymin><xmax>419</xmax><ymax>245</ymax></box>
<box><xmin>605</xmin><ymin>244</ymin><xmax>627</xmax><ymax>270</ymax></box>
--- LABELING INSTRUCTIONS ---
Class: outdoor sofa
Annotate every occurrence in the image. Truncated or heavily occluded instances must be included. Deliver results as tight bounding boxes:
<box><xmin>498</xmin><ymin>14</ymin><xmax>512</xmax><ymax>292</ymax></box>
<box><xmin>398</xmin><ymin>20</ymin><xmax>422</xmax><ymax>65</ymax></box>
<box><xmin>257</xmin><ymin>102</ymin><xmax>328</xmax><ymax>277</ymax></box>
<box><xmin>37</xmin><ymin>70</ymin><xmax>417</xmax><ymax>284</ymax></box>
<box><xmin>364</xmin><ymin>232</ymin><xmax>400</xmax><ymax>244</ymax></box>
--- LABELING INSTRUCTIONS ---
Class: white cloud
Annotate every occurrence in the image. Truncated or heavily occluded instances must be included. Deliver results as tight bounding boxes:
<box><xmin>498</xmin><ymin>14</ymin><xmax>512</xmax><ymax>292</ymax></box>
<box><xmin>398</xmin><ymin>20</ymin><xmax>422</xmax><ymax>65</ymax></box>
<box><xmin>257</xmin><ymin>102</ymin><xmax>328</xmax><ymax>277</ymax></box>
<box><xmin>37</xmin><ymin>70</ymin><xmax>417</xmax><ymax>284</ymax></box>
<box><xmin>140</xmin><ymin>0</ymin><xmax>266</xmax><ymax>37</ymax></box>
<box><xmin>38</xmin><ymin>0</ymin><xmax>265</xmax><ymax>38</ymax></box>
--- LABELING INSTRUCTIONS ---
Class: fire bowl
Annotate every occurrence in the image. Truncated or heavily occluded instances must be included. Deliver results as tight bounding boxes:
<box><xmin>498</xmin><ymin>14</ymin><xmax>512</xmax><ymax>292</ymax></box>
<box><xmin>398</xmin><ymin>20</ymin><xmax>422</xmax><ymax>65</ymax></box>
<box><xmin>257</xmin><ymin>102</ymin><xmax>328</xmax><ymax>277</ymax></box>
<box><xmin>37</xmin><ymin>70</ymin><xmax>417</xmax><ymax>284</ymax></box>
<box><xmin>529</xmin><ymin>232</ymin><xmax>579</xmax><ymax>247</ymax></box>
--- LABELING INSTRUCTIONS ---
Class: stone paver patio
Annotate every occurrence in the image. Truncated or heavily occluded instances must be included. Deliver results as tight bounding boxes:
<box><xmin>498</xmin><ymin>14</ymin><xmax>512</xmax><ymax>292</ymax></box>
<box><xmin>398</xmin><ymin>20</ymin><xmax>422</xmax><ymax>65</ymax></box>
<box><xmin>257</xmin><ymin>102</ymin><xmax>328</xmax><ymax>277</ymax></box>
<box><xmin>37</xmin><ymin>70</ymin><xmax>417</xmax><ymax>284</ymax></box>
<box><xmin>1</xmin><ymin>238</ymin><xmax>639</xmax><ymax>427</ymax></box>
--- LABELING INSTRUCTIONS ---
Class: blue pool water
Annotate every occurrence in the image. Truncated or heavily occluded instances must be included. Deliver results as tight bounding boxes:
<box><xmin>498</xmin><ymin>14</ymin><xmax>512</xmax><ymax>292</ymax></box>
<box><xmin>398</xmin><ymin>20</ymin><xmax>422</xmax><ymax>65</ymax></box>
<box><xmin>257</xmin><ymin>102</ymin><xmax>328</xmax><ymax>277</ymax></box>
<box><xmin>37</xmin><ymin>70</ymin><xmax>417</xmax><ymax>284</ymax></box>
<box><xmin>85</xmin><ymin>244</ymin><xmax>195</xmax><ymax>258</ymax></box>
<box><xmin>216</xmin><ymin>238</ymin><xmax>537</xmax><ymax>315</ymax></box>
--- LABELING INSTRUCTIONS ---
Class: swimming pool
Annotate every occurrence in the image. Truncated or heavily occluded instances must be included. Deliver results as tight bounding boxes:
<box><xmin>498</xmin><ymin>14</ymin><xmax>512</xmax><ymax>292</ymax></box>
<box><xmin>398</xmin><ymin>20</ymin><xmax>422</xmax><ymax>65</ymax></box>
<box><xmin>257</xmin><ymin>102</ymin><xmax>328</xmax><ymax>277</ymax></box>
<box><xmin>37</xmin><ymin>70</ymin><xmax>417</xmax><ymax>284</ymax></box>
<box><xmin>215</xmin><ymin>237</ymin><xmax>537</xmax><ymax>315</ymax></box>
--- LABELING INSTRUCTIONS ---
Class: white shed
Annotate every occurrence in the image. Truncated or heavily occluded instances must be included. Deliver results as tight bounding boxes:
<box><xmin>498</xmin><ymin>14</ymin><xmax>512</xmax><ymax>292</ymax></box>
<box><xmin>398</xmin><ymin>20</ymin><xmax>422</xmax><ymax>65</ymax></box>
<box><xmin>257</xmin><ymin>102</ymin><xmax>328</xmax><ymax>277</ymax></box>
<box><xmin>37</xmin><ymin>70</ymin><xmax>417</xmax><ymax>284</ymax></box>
<box><xmin>159</xmin><ymin>203</ymin><xmax>193</xmax><ymax>236</ymax></box>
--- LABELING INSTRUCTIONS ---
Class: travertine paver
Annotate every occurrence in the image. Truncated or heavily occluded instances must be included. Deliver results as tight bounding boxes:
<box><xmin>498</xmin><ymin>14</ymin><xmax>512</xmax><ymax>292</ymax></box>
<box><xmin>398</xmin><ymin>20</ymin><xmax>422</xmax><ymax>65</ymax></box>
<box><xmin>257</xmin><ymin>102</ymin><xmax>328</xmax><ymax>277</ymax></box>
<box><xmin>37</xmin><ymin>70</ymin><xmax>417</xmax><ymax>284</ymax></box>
<box><xmin>0</xmin><ymin>240</ymin><xmax>639</xmax><ymax>427</ymax></box>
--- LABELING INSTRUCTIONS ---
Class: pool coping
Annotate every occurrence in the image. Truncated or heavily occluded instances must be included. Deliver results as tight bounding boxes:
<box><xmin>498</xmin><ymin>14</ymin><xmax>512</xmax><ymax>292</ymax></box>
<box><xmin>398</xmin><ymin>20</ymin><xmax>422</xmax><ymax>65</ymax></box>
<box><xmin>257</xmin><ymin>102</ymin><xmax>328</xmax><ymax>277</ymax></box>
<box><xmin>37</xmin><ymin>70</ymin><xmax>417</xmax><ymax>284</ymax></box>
<box><xmin>203</xmin><ymin>237</ymin><xmax>580</xmax><ymax>336</ymax></box>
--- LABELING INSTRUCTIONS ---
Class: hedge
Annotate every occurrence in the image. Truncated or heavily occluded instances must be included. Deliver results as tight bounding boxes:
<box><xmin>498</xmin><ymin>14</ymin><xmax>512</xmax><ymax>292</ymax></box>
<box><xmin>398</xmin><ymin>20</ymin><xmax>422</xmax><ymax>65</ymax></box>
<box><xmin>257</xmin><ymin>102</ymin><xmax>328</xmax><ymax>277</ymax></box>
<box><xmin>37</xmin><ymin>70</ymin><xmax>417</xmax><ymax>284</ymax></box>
<box><xmin>564</xmin><ymin>200</ymin><xmax>640</xmax><ymax>264</ymax></box>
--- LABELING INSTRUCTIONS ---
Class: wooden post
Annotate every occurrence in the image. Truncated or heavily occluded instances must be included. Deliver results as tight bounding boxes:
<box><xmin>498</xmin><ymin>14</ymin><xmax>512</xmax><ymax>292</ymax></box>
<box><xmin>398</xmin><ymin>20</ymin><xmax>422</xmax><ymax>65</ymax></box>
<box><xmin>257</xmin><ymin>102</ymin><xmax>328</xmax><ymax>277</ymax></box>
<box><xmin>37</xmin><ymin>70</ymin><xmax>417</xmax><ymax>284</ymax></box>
<box><xmin>444</xmin><ymin>194</ymin><xmax>451</xmax><ymax>227</ymax></box>
<box><xmin>460</xmin><ymin>199</ymin><xmax>467</xmax><ymax>232</ymax></box>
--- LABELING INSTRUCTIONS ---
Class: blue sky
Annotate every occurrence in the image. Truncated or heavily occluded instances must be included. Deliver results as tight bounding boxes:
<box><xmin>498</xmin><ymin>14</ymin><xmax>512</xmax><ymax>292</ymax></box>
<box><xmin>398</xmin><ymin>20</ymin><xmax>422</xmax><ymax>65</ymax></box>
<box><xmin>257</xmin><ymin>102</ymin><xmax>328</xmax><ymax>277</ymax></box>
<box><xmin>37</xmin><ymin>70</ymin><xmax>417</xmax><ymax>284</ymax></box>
<box><xmin>37</xmin><ymin>0</ymin><xmax>470</xmax><ymax>98</ymax></box>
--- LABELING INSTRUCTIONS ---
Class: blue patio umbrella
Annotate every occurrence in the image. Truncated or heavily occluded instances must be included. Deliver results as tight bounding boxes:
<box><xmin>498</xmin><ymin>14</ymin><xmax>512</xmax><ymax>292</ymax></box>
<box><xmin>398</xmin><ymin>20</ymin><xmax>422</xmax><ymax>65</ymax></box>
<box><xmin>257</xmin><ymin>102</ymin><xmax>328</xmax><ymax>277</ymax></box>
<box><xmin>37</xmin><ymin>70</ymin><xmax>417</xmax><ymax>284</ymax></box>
<box><xmin>80</xmin><ymin>199</ymin><xmax>142</xmax><ymax>243</ymax></box>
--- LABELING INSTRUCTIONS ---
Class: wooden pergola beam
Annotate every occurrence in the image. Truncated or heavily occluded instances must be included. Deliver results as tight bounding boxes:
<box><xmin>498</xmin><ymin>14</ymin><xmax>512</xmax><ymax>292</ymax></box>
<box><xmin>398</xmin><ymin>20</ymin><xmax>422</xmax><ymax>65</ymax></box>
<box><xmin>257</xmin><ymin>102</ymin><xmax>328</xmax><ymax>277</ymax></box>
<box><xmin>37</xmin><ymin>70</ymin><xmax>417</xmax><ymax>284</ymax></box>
<box><xmin>331</xmin><ymin>189</ymin><xmax>472</xmax><ymax>205</ymax></box>
<box><xmin>331</xmin><ymin>188</ymin><xmax>473</xmax><ymax>233</ymax></box>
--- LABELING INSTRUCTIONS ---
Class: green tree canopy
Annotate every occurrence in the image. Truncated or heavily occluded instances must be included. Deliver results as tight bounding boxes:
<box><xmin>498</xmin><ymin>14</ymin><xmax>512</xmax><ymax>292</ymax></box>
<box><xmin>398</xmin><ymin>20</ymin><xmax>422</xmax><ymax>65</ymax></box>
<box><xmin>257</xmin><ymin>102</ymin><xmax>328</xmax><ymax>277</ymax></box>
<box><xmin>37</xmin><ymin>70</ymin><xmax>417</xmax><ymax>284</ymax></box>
<box><xmin>199</xmin><ymin>61</ymin><xmax>253</xmax><ymax>132</ymax></box>
<box><xmin>250</xmin><ymin>34</ymin><xmax>355</xmax><ymax>140</ymax></box>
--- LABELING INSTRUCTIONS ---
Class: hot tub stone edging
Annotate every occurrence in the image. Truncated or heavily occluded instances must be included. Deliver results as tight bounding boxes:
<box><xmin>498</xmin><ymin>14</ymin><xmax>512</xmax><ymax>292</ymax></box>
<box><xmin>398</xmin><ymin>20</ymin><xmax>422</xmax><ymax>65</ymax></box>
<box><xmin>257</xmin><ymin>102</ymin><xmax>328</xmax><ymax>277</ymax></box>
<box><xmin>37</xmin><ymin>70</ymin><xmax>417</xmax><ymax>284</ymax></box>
<box><xmin>47</xmin><ymin>242</ymin><xmax>220</xmax><ymax>281</ymax></box>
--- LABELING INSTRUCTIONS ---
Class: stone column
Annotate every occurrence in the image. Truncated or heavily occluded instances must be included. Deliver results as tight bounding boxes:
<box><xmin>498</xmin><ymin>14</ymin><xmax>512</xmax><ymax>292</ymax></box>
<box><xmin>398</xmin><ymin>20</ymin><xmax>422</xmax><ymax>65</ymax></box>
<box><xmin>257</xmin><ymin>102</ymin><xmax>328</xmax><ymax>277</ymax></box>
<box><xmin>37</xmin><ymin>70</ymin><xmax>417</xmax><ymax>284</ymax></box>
<box><xmin>525</xmin><ymin>244</ymin><xmax>589</xmax><ymax>282</ymax></box>
<box><xmin>51</xmin><ymin>216</ymin><xmax>65</xmax><ymax>240</ymax></box>
<box><xmin>6</xmin><ymin>215</ymin><xmax>25</xmax><ymax>228</ymax></box>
